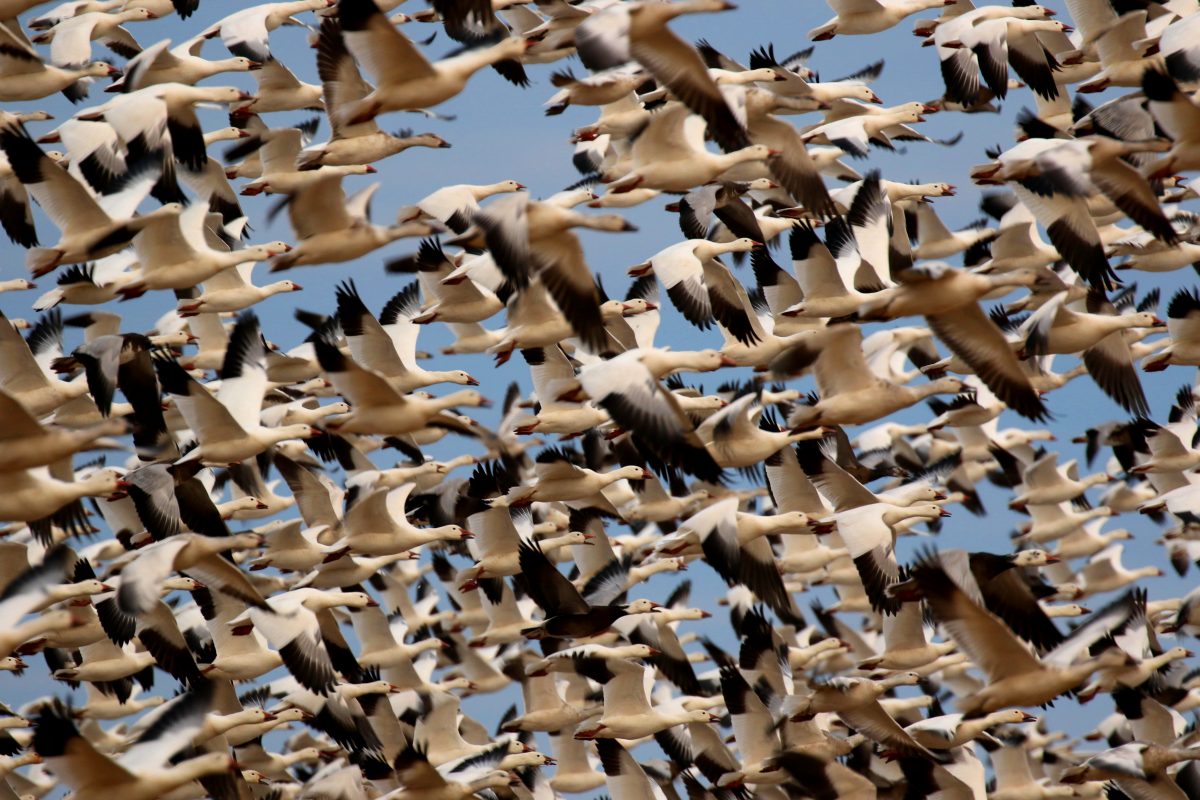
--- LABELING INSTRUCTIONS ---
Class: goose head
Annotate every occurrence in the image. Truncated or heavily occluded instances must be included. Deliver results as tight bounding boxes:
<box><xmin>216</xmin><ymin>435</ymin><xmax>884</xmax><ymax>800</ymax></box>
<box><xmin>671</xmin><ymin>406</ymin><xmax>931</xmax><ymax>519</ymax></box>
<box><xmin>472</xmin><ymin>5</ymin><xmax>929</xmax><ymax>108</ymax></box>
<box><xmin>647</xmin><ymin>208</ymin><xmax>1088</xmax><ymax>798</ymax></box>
<box><xmin>885</xmin><ymin>101</ymin><xmax>928</xmax><ymax>124</ymax></box>
<box><xmin>985</xmin><ymin>709</ymin><xmax>1038</xmax><ymax>726</ymax></box>
<box><xmin>407</xmin><ymin>132</ymin><xmax>452</xmax><ymax>149</ymax></box>
<box><xmin>438</xmin><ymin>389</ymin><xmax>489</xmax><ymax>408</ymax></box>
<box><xmin>335</xmin><ymin>165</ymin><xmax>378</xmax><ymax>178</ymax></box>
<box><xmin>622</xmin><ymin>598</ymin><xmax>664</xmax><ymax>615</ymax></box>
<box><xmin>243</xmin><ymin>242</ymin><xmax>293</xmax><ymax>260</ymax></box>
<box><xmin>1120</xmin><ymin>311</ymin><xmax>1165</xmax><ymax>330</ymax></box>
<box><xmin>322</xmin><ymin>591</ymin><xmax>378</xmax><ymax>610</ymax></box>
<box><xmin>265</xmin><ymin>280</ymin><xmax>303</xmax><ymax>296</ymax></box>
<box><xmin>268</xmin><ymin>423</ymin><xmax>319</xmax><ymax>446</ymax></box>
<box><xmin>478</xmin><ymin>179</ymin><xmax>526</xmax><ymax>200</ymax></box>
<box><xmin>60</xmin><ymin>578</ymin><xmax>114</xmax><ymax>600</ymax></box>
<box><xmin>549</xmin><ymin>531</ymin><xmax>594</xmax><ymax>548</ymax></box>
<box><xmin>580</xmin><ymin>213</ymin><xmax>638</xmax><ymax>232</ymax></box>
<box><xmin>84</xmin><ymin>469</ymin><xmax>131</xmax><ymax>501</ymax></box>
<box><xmin>713</xmin><ymin>67</ymin><xmax>784</xmax><ymax>84</ymax></box>
<box><xmin>843</xmin><ymin>84</ymin><xmax>883</xmax><ymax>104</ymax></box>
<box><xmin>923</xmin><ymin>376</ymin><xmax>968</xmax><ymax>397</ymax></box>
<box><xmin>612</xmin><ymin>465</ymin><xmax>649</xmax><ymax>483</ymax></box>
<box><xmin>434</xmin><ymin>524</ymin><xmax>474</xmax><ymax>543</ymax></box>
<box><xmin>727</xmin><ymin>144</ymin><xmax>778</xmax><ymax>166</ymax></box>
<box><xmin>622</xmin><ymin>298</ymin><xmax>657</xmax><ymax>314</ymax></box>
<box><xmin>884</xmin><ymin>502</ymin><xmax>950</xmax><ymax>527</ymax></box>
<box><xmin>697</xmin><ymin>237</ymin><xmax>760</xmax><ymax>260</ymax></box>
<box><xmin>83</xmin><ymin>61</ymin><xmax>122</xmax><ymax>78</ymax></box>
<box><xmin>1008</xmin><ymin>549</ymin><xmax>1060</xmax><ymax>567</ymax></box>
<box><xmin>162</xmin><ymin>576</ymin><xmax>205</xmax><ymax>591</ymax></box>
<box><xmin>221</xmin><ymin>57</ymin><xmax>260</xmax><ymax>73</ymax></box>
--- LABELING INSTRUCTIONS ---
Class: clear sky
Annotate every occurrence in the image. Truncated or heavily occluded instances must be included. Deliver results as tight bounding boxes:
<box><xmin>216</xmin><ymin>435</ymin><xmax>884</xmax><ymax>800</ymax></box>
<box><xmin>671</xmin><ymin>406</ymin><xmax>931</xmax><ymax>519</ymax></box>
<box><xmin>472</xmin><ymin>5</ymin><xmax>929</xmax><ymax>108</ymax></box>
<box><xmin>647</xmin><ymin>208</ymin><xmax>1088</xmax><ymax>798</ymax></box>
<box><xmin>2</xmin><ymin>0</ymin><xmax>1199</xmax><ymax>791</ymax></box>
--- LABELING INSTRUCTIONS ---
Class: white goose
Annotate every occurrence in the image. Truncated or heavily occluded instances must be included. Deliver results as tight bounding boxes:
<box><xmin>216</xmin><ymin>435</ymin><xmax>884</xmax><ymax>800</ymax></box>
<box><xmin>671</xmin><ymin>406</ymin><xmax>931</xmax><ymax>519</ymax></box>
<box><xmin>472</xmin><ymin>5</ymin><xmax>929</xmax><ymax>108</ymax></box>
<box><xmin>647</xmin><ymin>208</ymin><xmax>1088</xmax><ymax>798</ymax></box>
<box><xmin>155</xmin><ymin>313</ymin><xmax>316</xmax><ymax>465</ymax></box>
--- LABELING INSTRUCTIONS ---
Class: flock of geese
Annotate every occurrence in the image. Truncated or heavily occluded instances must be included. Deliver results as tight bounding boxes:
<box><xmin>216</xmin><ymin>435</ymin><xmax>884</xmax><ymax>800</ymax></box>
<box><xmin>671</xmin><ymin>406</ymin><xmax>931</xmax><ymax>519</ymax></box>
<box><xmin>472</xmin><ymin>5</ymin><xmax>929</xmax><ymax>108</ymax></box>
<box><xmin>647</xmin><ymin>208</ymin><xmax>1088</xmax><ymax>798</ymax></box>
<box><xmin>3</xmin><ymin>0</ymin><xmax>1200</xmax><ymax>798</ymax></box>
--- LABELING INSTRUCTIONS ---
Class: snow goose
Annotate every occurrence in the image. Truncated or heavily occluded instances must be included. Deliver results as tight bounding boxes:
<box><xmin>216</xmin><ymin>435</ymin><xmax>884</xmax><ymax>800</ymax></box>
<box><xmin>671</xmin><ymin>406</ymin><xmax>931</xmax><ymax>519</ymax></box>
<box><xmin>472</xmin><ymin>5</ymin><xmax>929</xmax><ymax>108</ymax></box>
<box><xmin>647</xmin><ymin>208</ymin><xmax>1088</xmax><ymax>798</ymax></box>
<box><xmin>339</xmin><ymin>483</ymin><xmax>473</xmax><ymax>555</ymax></box>
<box><xmin>800</xmin><ymin>102</ymin><xmax>929</xmax><ymax>158</ymax></box>
<box><xmin>1061</xmin><ymin>743</ymin><xmax>1200</xmax><ymax>799</ymax></box>
<box><xmin>389</xmin><ymin>740</ymin><xmax>514</xmax><ymax>800</ymax></box>
<box><xmin>304</xmin><ymin>23</ymin><xmax>450</xmax><ymax>169</ymax></box>
<box><xmin>34</xmin><ymin>9</ymin><xmax>154</xmax><ymax>69</ymax></box>
<box><xmin>415</xmin><ymin>180</ymin><xmax>524</xmax><ymax>231</ymax></box>
<box><xmin>776</xmin><ymin>322</ymin><xmax>967</xmax><ymax>428</ymax></box>
<box><xmin>240</xmin><ymin>588</ymin><xmax>376</xmax><ymax>694</ymax></box>
<box><xmin>312</xmin><ymin>336</ymin><xmax>484</xmax><ymax>437</ymax></box>
<box><xmin>502</xmin><ymin>666</ymin><xmax>601</xmax><ymax>733</ymax></box>
<box><xmin>795</xmin><ymin>442</ymin><xmax>949</xmax><ymax>610</ymax></box>
<box><xmin>176</xmin><ymin>261</ymin><xmax>301</xmax><ymax>316</ymax></box>
<box><xmin>1077</xmin><ymin>544</ymin><xmax>1163</xmax><ymax>596</ymax></box>
<box><xmin>155</xmin><ymin>313</ymin><xmax>318</xmax><ymax>465</ymax></box>
<box><xmin>0</xmin><ymin>23</ymin><xmax>118</xmax><ymax>102</ymax></box>
<box><xmin>935</xmin><ymin>12</ymin><xmax>1069</xmax><ymax>104</ymax></box>
<box><xmin>0</xmin><ymin>463</ymin><xmax>127</xmax><ymax>523</ymax></box>
<box><xmin>778</xmin><ymin>220</ymin><xmax>874</xmax><ymax>318</ymax></box>
<box><xmin>571</xmin><ymin>657</ymin><xmax>717</xmax><ymax>740</ymax></box>
<box><xmin>576</xmin><ymin>350</ymin><xmax>726</xmax><ymax>483</ymax></box>
<box><xmin>392</xmin><ymin>241</ymin><xmax>504</xmax><ymax>326</ymax></box>
<box><xmin>1019</xmin><ymin>291</ymin><xmax>1160</xmax><ymax>416</ymax></box>
<box><xmin>335</xmin><ymin>280</ymin><xmax>479</xmax><ymax>392</ymax></box>
<box><xmin>544</xmin><ymin>65</ymin><xmax>647</xmax><ymax>115</ymax></box>
<box><xmin>601</xmin><ymin>103</ymin><xmax>775</xmax><ymax>194</ymax></box>
<box><xmin>574</xmin><ymin>1</ymin><xmax>751</xmax><ymax>154</ymax></box>
<box><xmin>507</xmin><ymin>346</ymin><xmax>608</xmax><ymax>437</ymax></box>
<box><xmin>696</xmin><ymin>392</ymin><xmax>826</xmax><ymax>468</ymax></box>
<box><xmin>0</xmin><ymin>120</ymin><xmax>180</xmax><ymax>276</ymax></box>
<box><xmin>30</xmin><ymin>690</ymin><xmax>239</xmax><ymax>800</ymax></box>
<box><xmin>810</xmin><ymin>0</ymin><xmax>955</xmax><ymax>39</ymax></box>
<box><xmin>906</xmin><ymin>709</ymin><xmax>1038</xmax><ymax>749</ymax></box>
<box><xmin>517</xmin><ymin>538</ymin><xmax>663</xmax><ymax>639</ymax></box>
<box><xmin>470</xmin><ymin>192</ymin><xmax>636</xmax><ymax>351</ymax></box>
<box><xmin>1076</xmin><ymin>10</ymin><xmax>1163</xmax><ymax>92</ymax></box>
<box><xmin>106</xmin><ymin>36</ymin><xmax>259</xmax><ymax>92</ymax></box>
<box><xmin>1005</xmin><ymin>136</ymin><xmax>1178</xmax><ymax>246</ymax></box>
<box><xmin>233</xmin><ymin>57</ymin><xmax>323</xmax><ymax>115</ymax></box>
<box><xmin>858</xmin><ymin>262</ymin><xmax>1050</xmax><ymax>420</ymax></box>
<box><xmin>334</xmin><ymin>0</ymin><xmax>530</xmax><ymax>125</ymax></box>
<box><xmin>0</xmin><ymin>308</ymin><xmax>95</xmax><ymax>416</ymax></box>
<box><xmin>202</xmin><ymin>0</ymin><xmax>332</xmax><ymax>62</ymax></box>
<box><xmin>122</xmin><ymin>203</ymin><xmax>291</xmax><ymax>294</ymax></box>
<box><xmin>0</xmin><ymin>388</ymin><xmax>125</xmax><ymax>471</ymax></box>
<box><xmin>270</xmin><ymin>177</ymin><xmax>439</xmax><ymax>270</ymax></box>
<box><xmin>493</xmin><ymin>447</ymin><xmax>646</xmax><ymax>508</ymax></box>
<box><xmin>628</xmin><ymin>236</ymin><xmax>761</xmax><ymax>345</ymax></box>
<box><xmin>1141</xmin><ymin>69</ymin><xmax>1200</xmax><ymax>179</ymax></box>
<box><xmin>910</xmin><ymin>201</ymin><xmax>997</xmax><ymax>259</ymax></box>
<box><xmin>250</xmin><ymin>519</ymin><xmax>345</xmax><ymax>572</ymax></box>
<box><xmin>976</xmin><ymin>140</ymin><xmax>1120</xmax><ymax>290</ymax></box>
<box><xmin>911</xmin><ymin>553</ymin><xmax>1138</xmax><ymax>714</ymax></box>
<box><xmin>1144</xmin><ymin>288</ymin><xmax>1200</xmax><ymax>371</ymax></box>
<box><xmin>238</xmin><ymin>126</ymin><xmax>376</xmax><ymax>196</ymax></box>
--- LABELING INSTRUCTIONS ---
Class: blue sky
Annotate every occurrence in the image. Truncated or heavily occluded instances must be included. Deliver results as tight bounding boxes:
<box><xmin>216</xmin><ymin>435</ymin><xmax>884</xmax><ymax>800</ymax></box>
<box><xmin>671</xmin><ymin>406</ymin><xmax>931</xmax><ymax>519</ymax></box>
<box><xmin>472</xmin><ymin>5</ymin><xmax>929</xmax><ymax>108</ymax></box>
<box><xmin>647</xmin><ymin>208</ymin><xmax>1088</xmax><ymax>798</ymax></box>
<box><xmin>2</xmin><ymin>0</ymin><xmax>1199</xmax><ymax>788</ymax></box>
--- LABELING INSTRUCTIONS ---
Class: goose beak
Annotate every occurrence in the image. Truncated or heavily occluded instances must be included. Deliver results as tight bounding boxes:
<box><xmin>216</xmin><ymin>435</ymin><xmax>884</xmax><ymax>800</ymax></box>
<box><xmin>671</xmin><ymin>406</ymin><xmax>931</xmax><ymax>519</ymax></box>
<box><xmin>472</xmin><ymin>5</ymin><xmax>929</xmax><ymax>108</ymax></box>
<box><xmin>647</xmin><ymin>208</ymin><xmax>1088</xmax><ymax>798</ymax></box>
<box><xmin>719</xmin><ymin>355</ymin><xmax>739</xmax><ymax>366</ymax></box>
<box><xmin>1044</xmin><ymin>554</ymin><xmax>1061</xmax><ymax>563</ymax></box>
<box><xmin>939</xmin><ymin>509</ymin><xmax>952</xmax><ymax>517</ymax></box>
<box><xmin>465</xmin><ymin>375</ymin><xmax>480</xmax><ymax>385</ymax></box>
<box><xmin>1021</xmin><ymin>712</ymin><xmax>1038</xmax><ymax>722</ymax></box>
